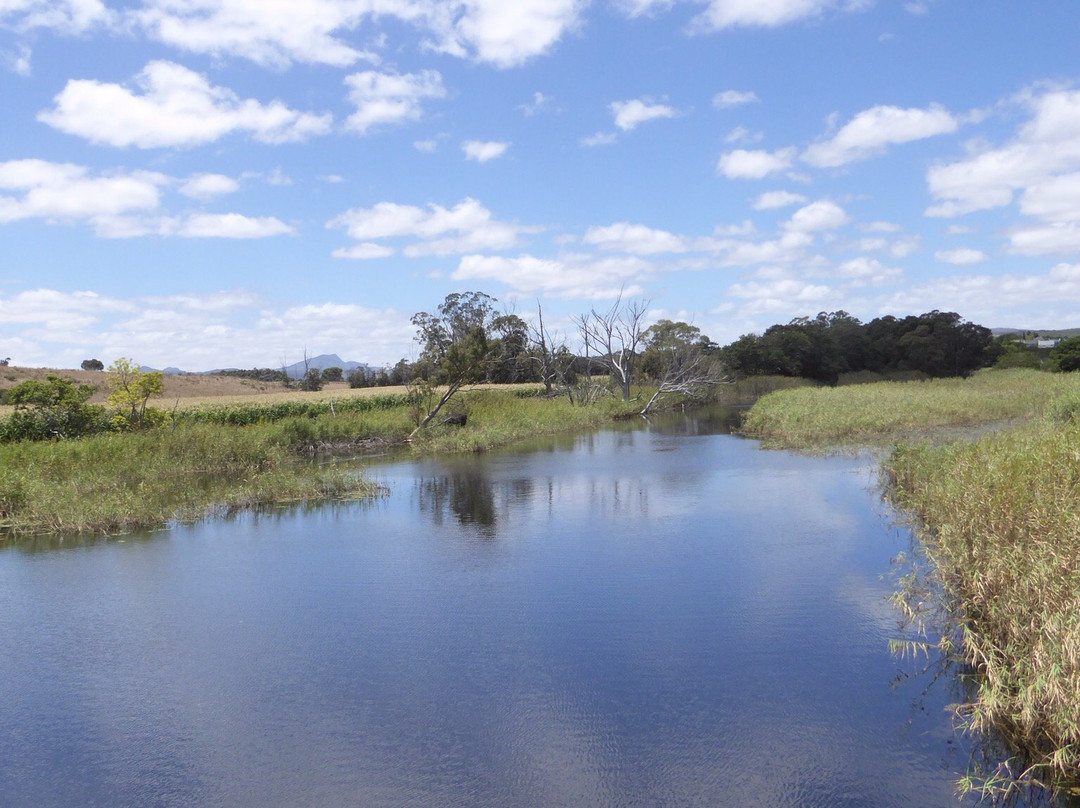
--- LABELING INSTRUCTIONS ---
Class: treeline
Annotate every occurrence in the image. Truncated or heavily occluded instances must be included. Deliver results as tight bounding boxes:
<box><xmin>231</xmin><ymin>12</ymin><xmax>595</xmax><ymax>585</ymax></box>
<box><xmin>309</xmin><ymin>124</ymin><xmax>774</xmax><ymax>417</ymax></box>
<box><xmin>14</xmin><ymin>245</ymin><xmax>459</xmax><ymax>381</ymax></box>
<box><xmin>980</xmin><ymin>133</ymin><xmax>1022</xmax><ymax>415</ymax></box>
<box><xmin>719</xmin><ymin>310</ymin><xmax>999</xmax><ymax>383</ymax></box>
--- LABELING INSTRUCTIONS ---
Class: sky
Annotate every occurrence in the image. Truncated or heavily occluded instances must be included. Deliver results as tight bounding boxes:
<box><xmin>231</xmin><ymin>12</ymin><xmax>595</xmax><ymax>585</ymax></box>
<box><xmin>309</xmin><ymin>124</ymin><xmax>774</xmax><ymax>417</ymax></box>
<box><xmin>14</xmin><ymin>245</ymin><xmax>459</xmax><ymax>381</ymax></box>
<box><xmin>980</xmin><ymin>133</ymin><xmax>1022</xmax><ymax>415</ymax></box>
<box><xmin>3</xmin><ymin>0</ymin><xmax>1080</xmax><ymax>370</ymax></box>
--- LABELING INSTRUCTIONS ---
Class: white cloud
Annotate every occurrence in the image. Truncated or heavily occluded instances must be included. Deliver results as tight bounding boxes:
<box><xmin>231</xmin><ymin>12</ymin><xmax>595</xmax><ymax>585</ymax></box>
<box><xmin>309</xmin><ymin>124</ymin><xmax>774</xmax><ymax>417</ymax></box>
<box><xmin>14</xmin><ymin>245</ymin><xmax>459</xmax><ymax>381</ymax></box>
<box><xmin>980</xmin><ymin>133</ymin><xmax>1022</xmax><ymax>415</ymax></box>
<box><xmin>344</xmin><ymin>69</ymin><xmax>445</xmax><ymax>134</ymax></box>
<box><xmin>802</xmin><ymin>104</ymin><xmax>958</xmax><ymax>167</ymax></box>
<box><xmin>0</xmin><ymin>0</ymin><xmax>112</xmax><ymax>34</ymax></box>
<box><xmin>453</xmin><ymin>253</ymin><xmax>649</xmax><ymax>299</ymax></box>
<box><xmin>520</xmin><ymin>91</ymin><xmax>548</xmax><ymax>115</ymax></box>
<box><xmin>752</xmin><ymin>190</ymin><xmax>808</xmax><ymax>210</ymax></box>
<box><xmin>440</xmin><ymin>0</ymin><xmax>583</xmax><ymax>68</ymax></box>
<box><xmin>129</xmin><ymin>0</ymin><xmax>580</xmax><ymax>69</ymax></box>
<box><xmin>1008</xmin><ymin>223</ymin><xmax>1080</xmax><ymax>257</ymax></box>
<box><xmin>691</xmin><ymin>0</ymin><xmax>866</xmax><ymax>32</ymax></box>
<box><xmin>926</xmin><ymin>87</ymin><xmax>1080</xmax><ymax>217</ymax></box>
<box><xmin>713</xmin><ymin>89</ymin><xmax>758</xmax><ymax>108</ymax></box>
<box><xmin>935</xmin><ymin>247</ymin><xmax>987</xmax><ymax>265</ymax></box>
<box><xmin>0</xmin><ymin>159</ymin><xmax>165</xmax><ymax>230</ymax></box>
<box><xmin>462</xmin><ymin>140</ymin><xmax>510</xmax><ymax>162</ymax></box>
<box><xmin>834</xmin><ymin>256</ymin><xmax>903</xmax><ymax>284</ymax></box>
<box><xmin>717</xmin><ymin>147</ymin><xmax>795</xmax><ymax>179</ymax></box>
<box><xmin>414</xmin><ymin>139</ymin><xmax>438</xmax><ymax>153</ymax></box>
<box><xmin>331</xmin><ymin>242</ymin><xmax>395</xmax><ymax>260</ymax></box>
<box><xmin>611</xmin><ymin>98</ymin><xmax>678</xmax><ymax>131</ymax></box>
<box><xmin>581</xmin><ymin>131</ymin><xmax>617</xmax><ymax>147</ymax></box>
<box><xmin>2</xmin><ymin>42</ymin><xmax>31</xmax><ymax>75</ymax></box>
<box><xmin>724</xmin><ymin>126</ymin><xmax>763</xmax><ymax>144</ymax></box>
<box><xmin>1019</xmin><ymin>172</ymin><xmax>1080</xmax><ymax>223</ymax></box>
<box><xmin>328</xmin><ymin>197</ymin><xmax>531</xmax><ymax>256</ymax></box>
<box><xmin>583</xmin><ymin>222</ymin><xmax>691</xmax><ymax>254</ymax></box>
<box><xmin>784</xmin><ymin>200</ymin><xmax>849</xmax><ymax>232</ymax></box>
<box><xmin>38</xmin><ymin>61</ymin><xmax>331</xmax><ymax>148</ymax></box>
<box><xmin>178</xmin><ymin>213</ymin><xmax>294</xmax><ymax>239</ymax></box>
<box><xmin>179</xmin><ymin>173</ymin><xmax>240</xmax><ymax>200</ymax></box>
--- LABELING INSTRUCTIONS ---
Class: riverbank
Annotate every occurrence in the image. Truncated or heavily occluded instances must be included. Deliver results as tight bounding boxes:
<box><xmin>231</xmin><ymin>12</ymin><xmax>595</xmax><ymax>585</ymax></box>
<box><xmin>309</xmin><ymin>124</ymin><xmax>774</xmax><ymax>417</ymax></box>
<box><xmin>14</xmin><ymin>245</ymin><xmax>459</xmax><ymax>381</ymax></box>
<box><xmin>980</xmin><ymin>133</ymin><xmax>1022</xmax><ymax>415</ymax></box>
<box><xmin>0</xmin><ymin>388</ymin><xmax>641</xmax><ymax>536</ymax></box>
<box><xmin>742</xmin><ymin>367</ymin><xmax>1080</xmax><ymax>797</ymax></box>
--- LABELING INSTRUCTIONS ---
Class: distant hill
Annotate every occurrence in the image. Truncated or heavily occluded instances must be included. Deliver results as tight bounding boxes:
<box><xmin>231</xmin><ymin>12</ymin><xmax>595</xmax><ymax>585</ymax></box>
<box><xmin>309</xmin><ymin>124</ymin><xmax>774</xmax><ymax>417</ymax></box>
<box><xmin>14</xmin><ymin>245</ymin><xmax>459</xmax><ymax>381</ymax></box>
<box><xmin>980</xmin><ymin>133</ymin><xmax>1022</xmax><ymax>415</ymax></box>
<box><xmin>993</xmin><ymin>328</ymin><xmax>1080</xmax><ymax>339</ymax></box>
<box><xmin>144</xmin><ymin>354</ymin><xmax>371</xmax><ymax>377</ymax></box>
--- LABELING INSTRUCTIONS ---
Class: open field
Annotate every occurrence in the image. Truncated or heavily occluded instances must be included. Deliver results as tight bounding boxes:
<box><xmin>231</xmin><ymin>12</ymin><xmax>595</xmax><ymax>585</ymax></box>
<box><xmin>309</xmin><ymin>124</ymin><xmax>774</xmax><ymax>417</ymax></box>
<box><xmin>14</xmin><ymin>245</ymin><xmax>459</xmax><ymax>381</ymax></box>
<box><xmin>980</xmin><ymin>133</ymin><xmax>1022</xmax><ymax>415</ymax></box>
<box><xmin>0</xmin><ymin>363</ymin><xmax>541</xmax><ymax>415</ymax></box>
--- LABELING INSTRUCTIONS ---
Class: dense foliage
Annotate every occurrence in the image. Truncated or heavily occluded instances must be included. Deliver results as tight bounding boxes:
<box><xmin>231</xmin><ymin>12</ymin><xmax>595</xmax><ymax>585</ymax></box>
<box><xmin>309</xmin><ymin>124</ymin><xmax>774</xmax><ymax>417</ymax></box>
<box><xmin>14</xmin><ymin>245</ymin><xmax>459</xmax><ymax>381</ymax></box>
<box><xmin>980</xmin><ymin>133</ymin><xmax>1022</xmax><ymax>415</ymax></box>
<box><xmin>720</xmin><ymin>310</ymin><xmax>999</xmax><ymax>383</ymax></box>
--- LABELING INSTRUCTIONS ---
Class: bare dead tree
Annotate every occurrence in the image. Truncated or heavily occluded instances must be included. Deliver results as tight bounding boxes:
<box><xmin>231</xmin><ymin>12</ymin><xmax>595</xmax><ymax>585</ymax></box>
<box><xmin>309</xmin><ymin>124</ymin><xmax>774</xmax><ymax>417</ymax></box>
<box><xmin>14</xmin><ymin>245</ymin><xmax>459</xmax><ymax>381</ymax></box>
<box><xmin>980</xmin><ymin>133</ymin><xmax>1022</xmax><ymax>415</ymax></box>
<box><xmin>639</xmin><ymin>348</ymin><xmax>731</xmax><ymax>415</ymax></box>
<box><xmin>578</xmin><ymin>294</ymin><xmax>649</xmax><ymax>401</ymax></box>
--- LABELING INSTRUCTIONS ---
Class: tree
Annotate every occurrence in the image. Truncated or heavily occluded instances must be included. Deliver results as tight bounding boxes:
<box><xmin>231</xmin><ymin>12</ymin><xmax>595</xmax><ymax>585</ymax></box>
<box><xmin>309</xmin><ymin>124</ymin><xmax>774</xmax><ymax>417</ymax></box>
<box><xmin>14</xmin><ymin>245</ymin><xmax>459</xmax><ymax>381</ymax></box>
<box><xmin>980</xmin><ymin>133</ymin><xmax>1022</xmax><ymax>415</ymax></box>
<box><xmin>578</xmin><ymin>294</ymin><xmax>649</xmax><ymax>401</ymax></box>
<box><xmin>638</xmin><ymin>320</ymin><xmax>728</xmax><ymax>414</ymax></box>
<box><xmin>321</xmin><ymin>366</ymin><xmax>343</xmax><ymax>383</ymax></box>
<box><xmin>107</xmin><ymin>358</ymin><xmax>164</xmax><ymax>430</ymax></box>
<box><xmin>81</xmin><ymin>358</ymin><xmax>104</xmax><ymax>371</ymax></box>
<box><xmin>298</xmin><ymin>367</ymin><xmax>323</xmax><ymax>391</ymax></box>
<box><xmin>409</xmin><ymin>291</ymin><xmax>498</xmax><ymax>434</ymax></box>
<box><xmin>1051</xmin><ymin>337</ymin><xmax>1080</xmax><ymax>372</ymax></box>
<box><xmin>1</xmin><ymin>374</ymin><xmax>107</xmax><ymax>441</ymax></box>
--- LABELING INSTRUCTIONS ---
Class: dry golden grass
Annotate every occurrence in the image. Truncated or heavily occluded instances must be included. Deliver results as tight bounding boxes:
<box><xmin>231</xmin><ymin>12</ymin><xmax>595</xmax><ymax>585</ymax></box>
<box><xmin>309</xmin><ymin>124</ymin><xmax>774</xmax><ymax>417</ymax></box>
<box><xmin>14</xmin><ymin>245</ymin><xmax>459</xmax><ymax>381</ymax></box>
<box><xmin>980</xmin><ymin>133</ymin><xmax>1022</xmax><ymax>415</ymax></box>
<box><xmin>0</xmin><ymin>364</ymin><xmax>541</xmax><ymax>416</ymax></box>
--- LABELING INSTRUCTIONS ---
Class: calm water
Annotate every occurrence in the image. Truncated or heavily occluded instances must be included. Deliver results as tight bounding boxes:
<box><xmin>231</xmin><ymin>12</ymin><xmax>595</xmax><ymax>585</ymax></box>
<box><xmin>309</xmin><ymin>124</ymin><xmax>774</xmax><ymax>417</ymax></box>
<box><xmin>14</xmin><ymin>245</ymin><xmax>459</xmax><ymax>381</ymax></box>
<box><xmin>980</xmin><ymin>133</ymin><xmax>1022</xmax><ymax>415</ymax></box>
<box><xmin>1</xmin><ymin>412</ymin><xmax>991</xmax><ymax>807</ymax></box>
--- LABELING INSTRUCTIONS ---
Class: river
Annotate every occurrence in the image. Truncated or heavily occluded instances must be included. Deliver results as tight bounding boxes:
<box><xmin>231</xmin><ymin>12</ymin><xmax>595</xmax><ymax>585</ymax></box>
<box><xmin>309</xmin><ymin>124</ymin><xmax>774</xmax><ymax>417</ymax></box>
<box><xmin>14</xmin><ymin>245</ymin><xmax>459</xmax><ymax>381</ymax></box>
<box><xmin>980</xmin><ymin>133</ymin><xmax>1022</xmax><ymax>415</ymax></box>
<box><xmin>0</xmin><ymin>409</ymin><xmax>1018</xmax><ymax>807</ymax></box>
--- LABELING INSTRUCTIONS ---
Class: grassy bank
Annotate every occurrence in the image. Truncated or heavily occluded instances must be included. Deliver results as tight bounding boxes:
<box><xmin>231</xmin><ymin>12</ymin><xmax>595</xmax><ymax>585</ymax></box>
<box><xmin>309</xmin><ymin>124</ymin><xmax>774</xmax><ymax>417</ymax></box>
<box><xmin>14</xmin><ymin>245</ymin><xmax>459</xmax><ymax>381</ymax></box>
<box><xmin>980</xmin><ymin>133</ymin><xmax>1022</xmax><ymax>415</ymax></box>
<box><xmin>743</xmin><ymin>367</ymin><xmax>1080</xmax><ymax>795</ymax></box>
<box><xmin>742</xmin><ymin>368</ymin><xmax>1079</xmax><ymax>449</ymax></box>
<box><xmin>885</xmin><ymin>422</ymin><xmax>1080</xmax><ymax>795</ymax></box>
<box><xmin>0</xmin><ymin>387</ymin><xmax>641</xmax><ymax>536</ymax></box>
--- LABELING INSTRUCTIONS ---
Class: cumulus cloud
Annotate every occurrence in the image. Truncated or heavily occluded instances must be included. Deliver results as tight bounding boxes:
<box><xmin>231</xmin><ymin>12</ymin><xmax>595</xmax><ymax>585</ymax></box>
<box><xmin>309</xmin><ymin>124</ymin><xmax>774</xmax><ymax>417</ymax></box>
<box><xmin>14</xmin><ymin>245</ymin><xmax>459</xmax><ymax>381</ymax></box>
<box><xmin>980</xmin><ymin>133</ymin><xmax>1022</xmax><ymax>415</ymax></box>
<box><xmin>690</xmin><ymin>0</ymin><xmax>867</xmax><ymax>32</ymax></box>
<box><xmin>712</xmin><ymin>89</ymin><xmax>759</xmax><ymax>108</ymax></box>
<box><xmin>328</xmin><ymin>197</ymin><xmax>532</xmax><ymax>256</ymax></box>
<box><xmin>129</xmin><ymin>0</ymin><xmax>581</xmax><ymax>69</ymax></box>
<box><xmin>935</xmin><ymin>247</ymin><xmax>987</xmax><ymax>265</ymax></box>
<box><xmin>611</xmin><ymin>98</ymin><xmax>678</xmax><ymax>131</ymax></box>
<box><xmin>462</xmin><ymin>140</ymin><xmax>510</xmax><ymax>162</ymax></box>
<box><xmin>0</xmin><ymin>159</ymin><xmax>165</xmax><ymax>230</ymax></box>
<box><xmin>783</xmin><ymin>200</ymin><xmax>849</xmax><ymax>232</ymax></box>
<box><xmin>0</xmin><ymin>0</ymin><xmax>112</xmax><ymax>34</ymax></box>
<box><xmin>344</xmin><ymin>69</ymin><xmax>445</xmax><ymax>134</ymax></box>
<box><xmin>178</xmin><ymin>213</ymin><xmax>294</xmax><ymax>239</ymax></box>
<box><xmin>802</xmin><ymin>104</ymin><xmax>958</xmax><ymax>167</ymax></box>
<box><xmin>453</xmin><ymin>253</ymin><xmax>650</xmax><ymax>299</ymax></box>
<box><xmin>179</xmin><ymin>173</ymin><xmax>240</xmax><ymax>200</ymax></box>
<box><xmin>38</xmin><ymin>61</ymin><xmax>331</xmax><ymax>148</ymax></box>
<box><xmin>926</xmin><ymin>86</ymin><xmax>1080</xmax><ymax>218</ymax></box>
<box><xmin>717</xmin><ymin>147</ymin><xmax>796</xmax><ymax>179</ymax></box>
<box><xmin>583</xmin><ymin>222</ymin><xmax>691</xmax><ymax>254</ymax></box>
<box><xmin>1</xmin><ymin>287</ymin><xmax>419</xmax><ymax>370</ymax></box>
<box><xmin>753</xmin><ymin>190</ymin><xmax>808</xmax><ymax>210</ymax></box>
<box><xmin>0</xmin><ymin>159</ymin><xmax>293</xmax><ymax>240</ymax></box>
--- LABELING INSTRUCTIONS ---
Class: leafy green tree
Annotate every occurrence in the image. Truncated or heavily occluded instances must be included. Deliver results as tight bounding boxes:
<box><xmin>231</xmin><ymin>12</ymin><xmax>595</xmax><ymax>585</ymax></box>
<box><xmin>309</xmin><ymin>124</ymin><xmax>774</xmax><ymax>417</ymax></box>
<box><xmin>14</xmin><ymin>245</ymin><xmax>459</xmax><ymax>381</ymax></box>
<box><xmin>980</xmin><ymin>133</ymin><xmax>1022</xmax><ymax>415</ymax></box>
<box><xmin>298</xmin><ymin>368</ymin><xmax>323</xmax><ymax>391</ymax></box>
<box><xmin>1</xmin><ymin>374</ymin><xmax>107</xmax><ymax>441</ymax></box>
<box><xmin>81</xmin><ymin>358</ymin><xmax>104</xmax><ymax>371</ymax></box>
<box><xmin>107</xmin><ymin>358</ymin><xmax>164</xmax><ymax>430</ymax></box>
<box><xmin>1051</xmin><ymin>337</ymin><xmax>1080</xmax><ymax>372</ymax></box>
<box><xmin>410</xmin><ymin>291</ymin><xmax>498</xmax><ymax>433</ymax></box>
<box><xmin>321</xmin><ymin>366</ymin><xmax>344</xmax><ymax>383</ymax></box>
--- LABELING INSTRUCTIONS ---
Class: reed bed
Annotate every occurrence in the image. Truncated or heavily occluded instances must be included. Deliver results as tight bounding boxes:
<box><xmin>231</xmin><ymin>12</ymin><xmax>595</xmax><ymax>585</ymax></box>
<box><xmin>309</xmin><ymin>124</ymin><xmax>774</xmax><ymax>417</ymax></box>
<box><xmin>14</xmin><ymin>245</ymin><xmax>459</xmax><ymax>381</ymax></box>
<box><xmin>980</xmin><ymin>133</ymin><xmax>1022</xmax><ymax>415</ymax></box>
<box><xmin>884</xmin><ymin>420</ymin><xmax>1080</xmax><ymax>794</ymax></box>
<box><xmin>742</xmin><ymin>368</ymin><xmax>1080</xmax><ymax>448</ymax></box>
<box><xmin>0</xmin><ymin>423</ymin><xmax>379</xmax><ymax>535</ymax></box>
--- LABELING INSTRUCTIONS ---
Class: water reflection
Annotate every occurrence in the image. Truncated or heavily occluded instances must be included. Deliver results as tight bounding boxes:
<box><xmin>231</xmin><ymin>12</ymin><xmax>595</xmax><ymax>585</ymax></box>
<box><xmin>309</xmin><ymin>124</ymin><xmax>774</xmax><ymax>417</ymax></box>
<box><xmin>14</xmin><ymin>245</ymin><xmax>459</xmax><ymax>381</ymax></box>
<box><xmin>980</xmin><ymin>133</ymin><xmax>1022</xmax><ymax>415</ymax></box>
<box><xmin>0</xmin><ymin>407</ymin><xmax>1065</xmax><ymax>807</ymax></box>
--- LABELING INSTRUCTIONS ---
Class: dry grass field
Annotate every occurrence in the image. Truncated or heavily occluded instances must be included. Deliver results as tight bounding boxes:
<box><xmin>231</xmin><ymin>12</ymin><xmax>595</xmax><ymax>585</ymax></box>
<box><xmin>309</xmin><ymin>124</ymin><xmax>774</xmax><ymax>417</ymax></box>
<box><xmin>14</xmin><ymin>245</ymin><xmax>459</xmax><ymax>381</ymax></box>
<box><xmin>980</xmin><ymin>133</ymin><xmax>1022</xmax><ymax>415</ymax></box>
<box><xmin>0</xmin><ymin>365</ymin><xmax>540</xmax><ymax>415</ymax></box>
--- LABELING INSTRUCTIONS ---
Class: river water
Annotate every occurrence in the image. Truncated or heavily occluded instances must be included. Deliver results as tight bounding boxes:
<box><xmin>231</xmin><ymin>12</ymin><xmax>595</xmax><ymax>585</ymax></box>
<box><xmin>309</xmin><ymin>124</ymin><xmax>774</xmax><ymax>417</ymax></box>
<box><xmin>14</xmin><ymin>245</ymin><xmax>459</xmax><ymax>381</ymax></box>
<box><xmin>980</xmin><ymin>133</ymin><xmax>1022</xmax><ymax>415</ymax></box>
<box><xmin>0</xmin><ymin>410</ymin><xmax>1001</xmax><ymax>807</ymax></box>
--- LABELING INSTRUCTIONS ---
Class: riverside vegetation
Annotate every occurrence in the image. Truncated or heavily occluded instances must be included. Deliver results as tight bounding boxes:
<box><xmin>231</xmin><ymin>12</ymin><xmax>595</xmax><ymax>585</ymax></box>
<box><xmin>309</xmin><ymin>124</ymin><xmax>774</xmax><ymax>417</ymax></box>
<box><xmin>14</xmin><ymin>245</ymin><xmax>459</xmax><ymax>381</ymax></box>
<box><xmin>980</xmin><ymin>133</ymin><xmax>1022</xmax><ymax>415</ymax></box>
<box><xmin>743</xmin><ymin>367</ymin><xmax>1080</xmax><ymax>799</ymax></box>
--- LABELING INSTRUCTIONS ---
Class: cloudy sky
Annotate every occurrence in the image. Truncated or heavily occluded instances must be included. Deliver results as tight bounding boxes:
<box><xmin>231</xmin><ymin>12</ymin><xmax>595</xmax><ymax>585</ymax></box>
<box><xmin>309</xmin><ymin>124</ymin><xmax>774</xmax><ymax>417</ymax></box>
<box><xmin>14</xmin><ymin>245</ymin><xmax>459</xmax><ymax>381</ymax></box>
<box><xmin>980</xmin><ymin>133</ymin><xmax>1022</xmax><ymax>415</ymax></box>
<box><xmin>3</xmin><ymin>0</ymin><xmax>1080</xmax><ymax>369</ymax></box>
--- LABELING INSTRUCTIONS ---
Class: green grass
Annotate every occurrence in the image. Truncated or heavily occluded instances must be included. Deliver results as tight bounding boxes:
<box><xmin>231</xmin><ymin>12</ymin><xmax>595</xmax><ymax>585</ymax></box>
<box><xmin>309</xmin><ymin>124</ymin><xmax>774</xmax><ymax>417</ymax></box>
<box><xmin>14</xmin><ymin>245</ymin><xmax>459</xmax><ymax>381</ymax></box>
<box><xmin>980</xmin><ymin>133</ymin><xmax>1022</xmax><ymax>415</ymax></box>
<box><xmin>0</xmin><ymin>423</ymin><xmax>379</xmax><ymax>535</ymax></box>
<box><xmin>0</xmin><ymin>386</ymin><xmax>641</xmax><ymax>536</ymax></box>
<box><xmin>742</xmin><ymin>368</ymin><xmax>1079</xmax><ymax>449</ymax></box>
<box><xmin>885</xmin><ymin>421</ymin><xmax>1080</xmax><ymax>796</ymax></box>
<box><xmin>742</xmin><ymin>367</ymin><xmax>1080</xmax><ymax>795</ymax></box>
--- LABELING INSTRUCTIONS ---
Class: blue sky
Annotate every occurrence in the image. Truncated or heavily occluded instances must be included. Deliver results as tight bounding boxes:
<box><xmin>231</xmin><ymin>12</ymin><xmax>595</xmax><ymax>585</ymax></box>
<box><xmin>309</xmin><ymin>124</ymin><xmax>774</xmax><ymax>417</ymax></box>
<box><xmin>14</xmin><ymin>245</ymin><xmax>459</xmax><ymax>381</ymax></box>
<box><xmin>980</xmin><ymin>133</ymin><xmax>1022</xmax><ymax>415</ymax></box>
<box><xmin>3</xmin><ymin>0</ymin><xmax>1080</xmax><ymax>370</ymax></box>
